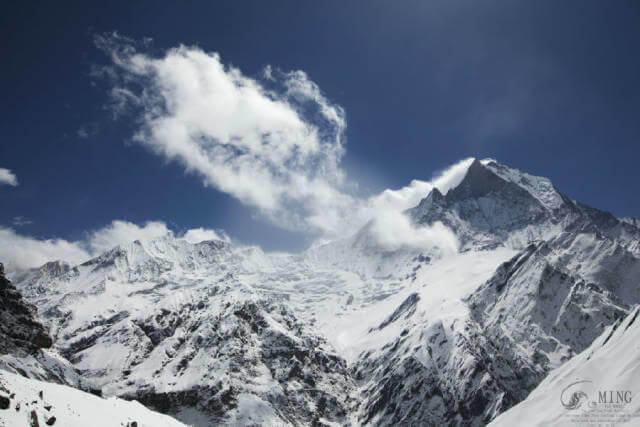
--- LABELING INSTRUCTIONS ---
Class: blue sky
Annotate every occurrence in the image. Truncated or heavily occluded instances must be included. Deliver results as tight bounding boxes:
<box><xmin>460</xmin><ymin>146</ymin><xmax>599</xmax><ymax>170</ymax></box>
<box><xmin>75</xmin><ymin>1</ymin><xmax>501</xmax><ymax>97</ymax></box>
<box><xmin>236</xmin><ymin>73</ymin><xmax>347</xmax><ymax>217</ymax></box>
<box><xmin>1</xmin><ymin>1</ymin><xmax>639</xmax><ymax>261</ymax></box>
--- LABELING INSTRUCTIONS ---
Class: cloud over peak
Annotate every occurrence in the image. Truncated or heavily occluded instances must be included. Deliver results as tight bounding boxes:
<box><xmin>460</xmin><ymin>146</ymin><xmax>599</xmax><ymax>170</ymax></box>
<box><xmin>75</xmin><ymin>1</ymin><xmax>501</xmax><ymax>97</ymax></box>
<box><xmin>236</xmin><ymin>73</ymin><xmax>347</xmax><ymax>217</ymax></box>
<box><xmin>182</xmin><ymin>227</ymin><xmax>230</xmax><ymax>244</ymax></box>
<box><xmin>0</xmin><ymin>157</ymin><xmax>476</xmax><ymax>272</ymax></box>
<box><xmin>0</xmin><ymin>220</ymin><xmax>233</xmax><ymax>273</ymax></box>
<box><xmin>93</xmin><ymin>33</ymin><xmax>469</xmax><ymax>255</ymax></box>
<box><xmin>87</xmin><ymin>220</ymin><xmax>171</xmax><ymax>254</ymax></box>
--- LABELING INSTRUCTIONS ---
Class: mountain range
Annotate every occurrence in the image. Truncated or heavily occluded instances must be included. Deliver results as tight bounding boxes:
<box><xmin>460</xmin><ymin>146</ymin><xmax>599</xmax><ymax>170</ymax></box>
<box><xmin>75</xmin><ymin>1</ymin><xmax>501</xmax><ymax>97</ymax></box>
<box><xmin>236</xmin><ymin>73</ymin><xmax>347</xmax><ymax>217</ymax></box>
<box><xmin>1</xmin><ymin>158</ymin><xmax>639</xmax><ymax>426</ymax></box>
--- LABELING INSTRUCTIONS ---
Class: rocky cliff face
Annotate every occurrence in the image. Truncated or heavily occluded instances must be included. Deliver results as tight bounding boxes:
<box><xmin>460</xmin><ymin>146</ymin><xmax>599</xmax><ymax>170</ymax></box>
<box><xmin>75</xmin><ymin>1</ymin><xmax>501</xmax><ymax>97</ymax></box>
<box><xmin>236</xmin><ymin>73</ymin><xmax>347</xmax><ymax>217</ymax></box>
<box><xmin>8</xmin><ymin>236</ymin><xmax>361</xmax><ymax>425</ymax></box>
<box><xmin>0</xmin><ymin>262</ymin><xmax>91</xmax><ymax>390</ymax></box>
<box><xmin>0</xmin><ymin>262</ymin><xmax>52</xmax><ymax>355</ymax></box>
<box><xmin>348</xmin><ymin>160</ymin><xmax>640</xmax><ymax>426</ymax></box>
<box><xmin>120</xmin><ymin>298</ymin><xmax>355</xmax><ymax>426</ymax></box>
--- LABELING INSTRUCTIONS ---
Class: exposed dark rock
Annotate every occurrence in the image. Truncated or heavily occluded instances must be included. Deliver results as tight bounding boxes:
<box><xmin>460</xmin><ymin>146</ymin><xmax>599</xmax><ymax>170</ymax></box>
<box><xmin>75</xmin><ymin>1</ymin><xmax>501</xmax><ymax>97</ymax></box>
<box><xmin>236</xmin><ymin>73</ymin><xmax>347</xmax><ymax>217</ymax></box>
<box><xmin>114</xmin><ymin>298</ymin><xmax>354</xmax><ymax>425</ymax></box>
<box><xmin>30</xmin><ymin>409</ymin><xmax>40</xmax><ymax>427</ymax></box>
<box><xmin>0</xmin><ymin>263</ymin><xmax>53</xmax><ymax>355</ymax></box>
<box><xmin>447</xmin><ymin>159</ymin><xmax>514</xmax><ymax>201</ymax></box>
<box><xmin>376</xmin><ymin>293</ymin><xmax>420</xmax><ymax>330</ymax></box>
<box><xmin>0</xmin><ymin>394</ymin><xmax>10</xmax><ymax>409</ymax></box>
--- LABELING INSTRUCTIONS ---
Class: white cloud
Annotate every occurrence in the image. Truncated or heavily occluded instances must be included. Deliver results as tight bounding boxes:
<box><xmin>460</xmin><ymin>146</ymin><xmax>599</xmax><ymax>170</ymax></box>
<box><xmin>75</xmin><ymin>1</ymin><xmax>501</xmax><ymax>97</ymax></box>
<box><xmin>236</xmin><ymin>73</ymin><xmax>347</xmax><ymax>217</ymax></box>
<box><xmin>431</xmin><ymin>157</ymin><xmax>476</xmax><ymax>194</ymax></box>
<box><xmin>87</xmin><ymin>220</ymin><xmax>171</xmax><ymax>254</ymax></box>
<box><xmin>181</xmin><ymin>227</ymin><xmax>230</xmax><ymax>244</ymax></box>
<box><xmin>356</xmin><ymin>158</ymin><xmax>475</xmax><ymax>252</ymax></box>
<box><xmin>0</xmin><ymin>227</ymin><xmax>90</xmax><ymax>273</ymax></box>
<box><xmin>368</xmin><ymin>212</ymin><xmax>459</xmax><ymax>253</ymax></box>
<box><xmin>0</xmin><ymin>154</ymin><xmax>474</xmax><ymax>271</ymax></box>
<box><xmin>95</xmin><ymin>34</ymin><xmax>475</xmax><ymax>253</ymax></box>
<box><xmin>367</xmin><ymin>157</ymin><xmax>475</xmax><ymax>214</ymax></box>
<box><xmin>96</xmin><ymin>33</ymin><xmax>351</xmax><ymax>236</ymax></box>
<box><xmin>0</xmin><ymin>168</ymin><xmax>18</xmax><ymax>186</ymax></box>
<box><xmin>0</xmin><ymin>220</ymin><xmax>194</xmax><ymax>274</ymax></box>
<box><xmin>76</xmin><ymin>123</ymin><xmax>99</xmax><ymax>139</ymax></box>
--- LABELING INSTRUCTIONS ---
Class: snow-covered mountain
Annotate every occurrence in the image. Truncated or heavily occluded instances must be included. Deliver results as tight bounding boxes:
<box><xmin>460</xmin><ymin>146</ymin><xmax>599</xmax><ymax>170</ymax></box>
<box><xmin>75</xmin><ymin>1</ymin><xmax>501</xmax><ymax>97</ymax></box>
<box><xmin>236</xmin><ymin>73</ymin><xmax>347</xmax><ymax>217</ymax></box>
<box><xmin>8</xmin><ymin>237</ymin><xmax>363</xmax><ymax>425</ymax></box>
<box><xmin>490</xmin><ymin>306</ymin><xmax>640</xmax><ymax>426</ymax></box>
<box><xmin>2</xmin><ymin>158</ymin><xmax>639</xmax><ymax>426</ymax></box>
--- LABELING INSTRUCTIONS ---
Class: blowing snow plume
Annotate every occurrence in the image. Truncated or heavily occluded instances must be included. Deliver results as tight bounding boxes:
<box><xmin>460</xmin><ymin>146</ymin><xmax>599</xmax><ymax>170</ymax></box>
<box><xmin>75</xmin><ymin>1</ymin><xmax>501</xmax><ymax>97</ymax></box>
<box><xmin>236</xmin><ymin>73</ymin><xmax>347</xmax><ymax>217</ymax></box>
<box><xmin>363</xmin><ymin>158</ymin><xmax>473</xmax><ymax>252</ymax></box>
<box><xmin>96</xmin><ymin>33</ymin><xmax>460</xmax><ymax>253</ymax></box>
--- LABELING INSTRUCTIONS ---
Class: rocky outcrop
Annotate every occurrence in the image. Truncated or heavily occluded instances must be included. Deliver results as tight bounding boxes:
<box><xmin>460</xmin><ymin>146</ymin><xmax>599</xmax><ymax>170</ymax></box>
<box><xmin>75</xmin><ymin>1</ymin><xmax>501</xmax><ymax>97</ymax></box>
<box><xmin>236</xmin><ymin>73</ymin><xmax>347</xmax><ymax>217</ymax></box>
<box><xmin>113</xmin><ymin>298</ymin><xmax>355</xmax><ymax>425</ymax></box>
<box><xmin>354</xmin><ymin>316</ymin><xmax>544</xmax><ymax>426</ymax></box>
<box><xmin>0</xmin><ymin>262</ymin><xmax>52</xmax><ymax>355</ymax></box>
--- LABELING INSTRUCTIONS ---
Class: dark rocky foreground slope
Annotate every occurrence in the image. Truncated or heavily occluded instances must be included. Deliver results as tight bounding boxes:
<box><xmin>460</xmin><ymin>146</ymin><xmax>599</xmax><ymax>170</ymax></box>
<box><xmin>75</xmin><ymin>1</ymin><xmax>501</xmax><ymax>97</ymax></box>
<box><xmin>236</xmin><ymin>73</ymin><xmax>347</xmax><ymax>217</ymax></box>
<box><xmin>0</xmin><ymin>262</ymin><xmax>52</xmax><ymax>355</ymax></box>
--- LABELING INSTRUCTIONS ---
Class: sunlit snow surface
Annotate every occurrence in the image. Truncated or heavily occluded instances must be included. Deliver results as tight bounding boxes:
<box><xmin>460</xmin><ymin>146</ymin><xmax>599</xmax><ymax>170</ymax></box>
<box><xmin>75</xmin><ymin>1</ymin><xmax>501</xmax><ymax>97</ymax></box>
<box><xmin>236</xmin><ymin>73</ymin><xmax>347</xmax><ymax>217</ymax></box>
<box><xmin>324</xmin><ymin>248</ymin><xmax>517</xmax><ymax>363</ymax></box>
<box><xmin>0</xmin><ymin>369</ymin><xmax>185</xmax><ymax>427</ymax></box>
<box><xmin>490</xmin><ymin>307</ymin><xmax>640</xmax><ymax>427</ymax></box>
<box><xmin>5</xmin><ymin>232</ymin><xmax>516</xmax><ymax>425</ymax></box>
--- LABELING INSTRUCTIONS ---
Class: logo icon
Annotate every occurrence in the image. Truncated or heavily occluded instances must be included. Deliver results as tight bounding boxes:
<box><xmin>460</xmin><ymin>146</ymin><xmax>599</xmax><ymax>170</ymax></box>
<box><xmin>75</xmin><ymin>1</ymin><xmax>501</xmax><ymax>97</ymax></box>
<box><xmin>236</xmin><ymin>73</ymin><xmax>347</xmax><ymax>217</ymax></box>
<box><xmin>560</xmin><ymin>380</ymin><xmax>592</xmax><ymax>410</ymax></box>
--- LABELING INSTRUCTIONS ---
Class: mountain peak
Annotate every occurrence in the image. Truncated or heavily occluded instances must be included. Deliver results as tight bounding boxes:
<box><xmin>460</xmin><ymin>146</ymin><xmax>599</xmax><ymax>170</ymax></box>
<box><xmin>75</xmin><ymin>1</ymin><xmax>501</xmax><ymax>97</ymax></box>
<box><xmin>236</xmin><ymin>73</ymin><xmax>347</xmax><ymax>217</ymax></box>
<box><xmin>407</xmin><ymin>186</ymin><xmax>446</xmax><ymax>222</ymax></box>
<box><xmin>422</xmin><ymin>186</ymin><xmax>444</xmax><ymax>204</ymax></box>
<box><xmin>445</xmin><ymin>158</ymin><xmax>509</xmax><ymax>201</ymax></box>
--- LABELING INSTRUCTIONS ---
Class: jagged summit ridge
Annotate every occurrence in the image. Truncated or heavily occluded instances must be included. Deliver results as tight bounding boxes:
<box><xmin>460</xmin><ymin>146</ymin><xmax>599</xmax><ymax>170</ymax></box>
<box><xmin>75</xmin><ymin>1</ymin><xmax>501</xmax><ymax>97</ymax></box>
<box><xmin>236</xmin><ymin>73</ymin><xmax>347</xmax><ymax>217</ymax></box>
<box><xmin>407</xmin><ymin>159</ymin><xmax>551</xmax><ymax>249</ymax></box>
<box><xmin>480</xmin><ymin>158</ymin><xmax>566</xmax><ymax>211</ymax></box>
<box><xmin>407</xmin><ymin>157</ymin><xmax>640</xmax><ymax>253</ymax></box>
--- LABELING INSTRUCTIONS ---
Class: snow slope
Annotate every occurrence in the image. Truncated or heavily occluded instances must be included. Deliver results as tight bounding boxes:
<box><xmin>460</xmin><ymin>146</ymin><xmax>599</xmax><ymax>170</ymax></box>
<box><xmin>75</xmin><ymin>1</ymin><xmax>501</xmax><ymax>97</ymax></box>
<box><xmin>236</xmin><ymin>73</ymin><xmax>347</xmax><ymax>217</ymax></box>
<box><xmin>0</xmin><ymin>369</ymin><xmax>185</xmax><ymax>427</ymax></box>
<box><xmin>490</xmin><ymin>306</ymin><xmax>640</xmax><ymax>427</ymax></box>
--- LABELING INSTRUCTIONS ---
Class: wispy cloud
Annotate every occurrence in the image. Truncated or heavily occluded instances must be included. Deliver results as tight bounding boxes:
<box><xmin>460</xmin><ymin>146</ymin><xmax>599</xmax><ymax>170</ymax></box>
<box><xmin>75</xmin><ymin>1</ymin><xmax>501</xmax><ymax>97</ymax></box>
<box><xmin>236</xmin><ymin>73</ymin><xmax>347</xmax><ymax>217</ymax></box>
<box><xmin>96</xmin><ymin>33</ymin><xmax>350</xmax><ymax>236</ymax></box>
<box><xmin>356</xmin><ymin>158</ymin><xmax>474</xmax><ymax>252</ymax></box>
<box><xmin>367</xmin><ymin>158</ymin><xmax>475</xmax><ymax>213</ymax></box>
<box><xmin>0</xmin><ymin>227</ymin><xmax>91</xmax><ymax>273</ymax></box>
<box><xmin>368</xmin><ymin>212</ymin><xmax>459</xmax><ymax>253</ymax></box>
<box><xmin>0</xmin><ymin>159</ymin><xmax>475</xmax><ymax>271</ymax></box>
<box><xmin>94</xmin><ymin>34</ymin><xmax>470</xmax><ymax>254</ymax></box>
<box><xmin>182</xmin><ymin>227</ymin><xmax>230</xmax><ymax>244</ymax></box>
<box><xmin>0</xmin><ymin>168</ymin><xmax>18</xmax><ymax>186</ymax></box>
<box><xmin>76</xmin><ymin>123</ymin><xmax>99</xmax><ymax>139</ymax></box>
<box><xmin>12</xmin><ymin>216</ymin><xmax>33</xmax><ymax>227</ymax></box>
<box><xmin>86</xmin><ymin>220</ymin><xmax>172</xmax><ymax>254</ymax></box>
